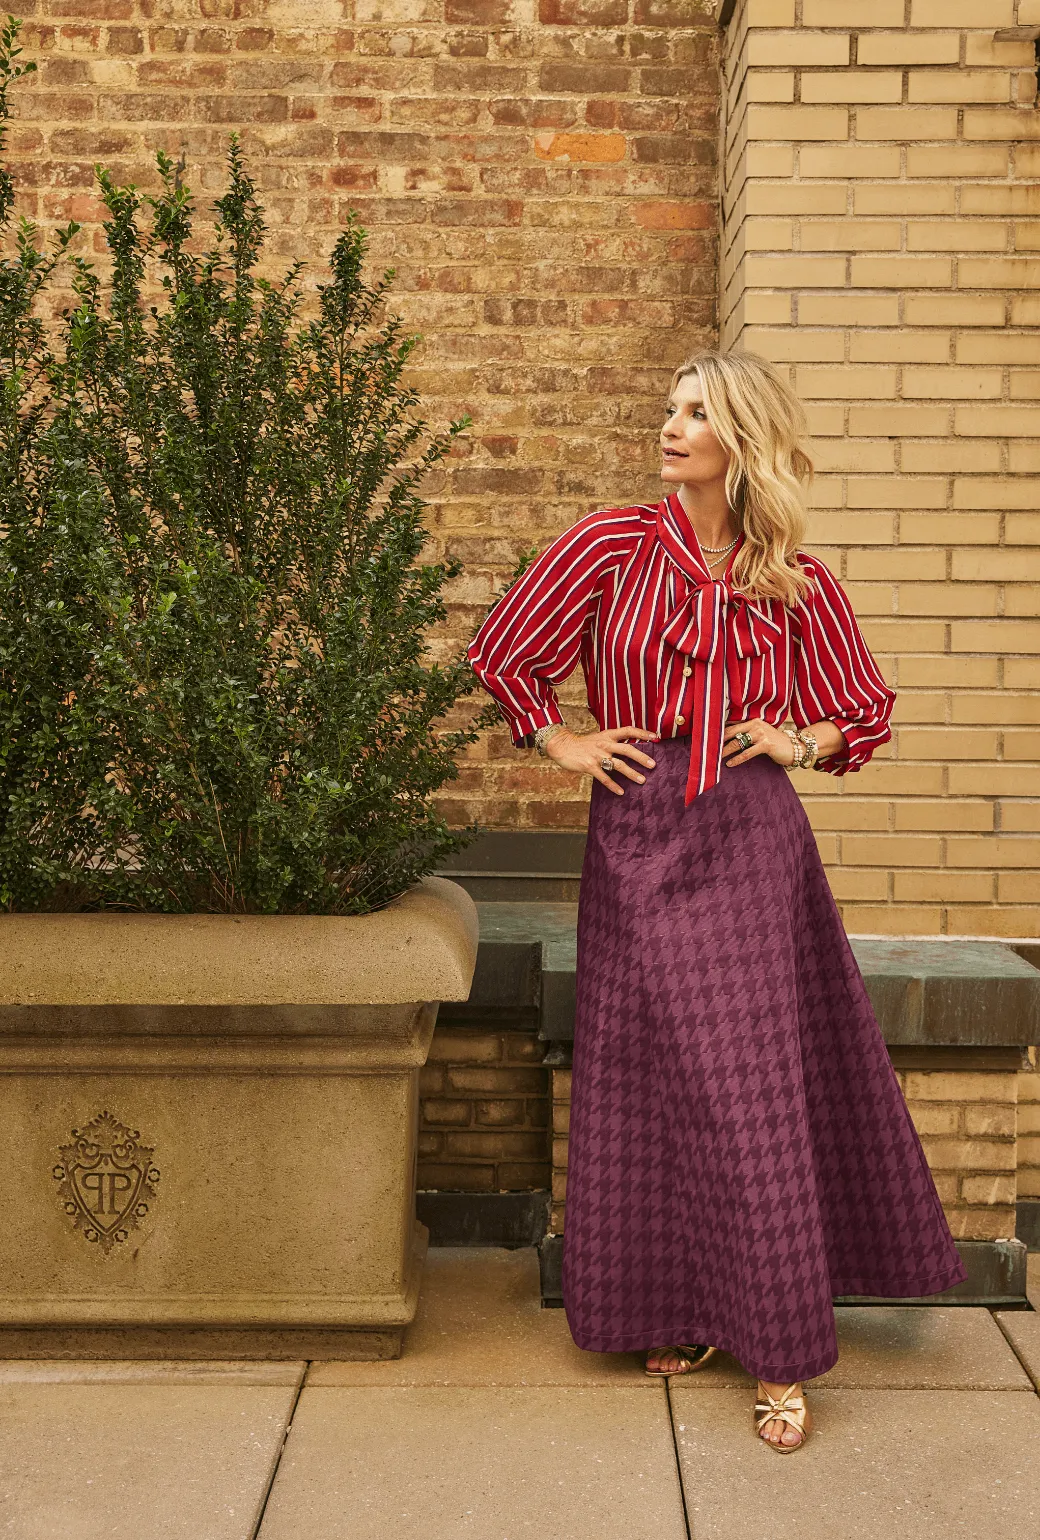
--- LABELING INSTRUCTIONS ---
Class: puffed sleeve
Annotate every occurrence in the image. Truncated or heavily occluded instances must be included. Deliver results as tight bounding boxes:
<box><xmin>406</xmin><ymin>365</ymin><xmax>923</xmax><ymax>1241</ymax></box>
<box><xmin>788</xmin><ymin>554</ymin><xmax>896</xmax><ymax>775</ymax></box>
<box><xmin>467</xmin><ymin>508</ymin><xmax>633</xmax><ymax>746</ymax></box>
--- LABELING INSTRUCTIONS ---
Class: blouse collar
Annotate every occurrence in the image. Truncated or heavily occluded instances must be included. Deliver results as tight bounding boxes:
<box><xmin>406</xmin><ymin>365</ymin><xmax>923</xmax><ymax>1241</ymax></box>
<box><xmin>656</xmin><ymin>490</ymin><xmax>745</xmax><ymax>587</ymax></box>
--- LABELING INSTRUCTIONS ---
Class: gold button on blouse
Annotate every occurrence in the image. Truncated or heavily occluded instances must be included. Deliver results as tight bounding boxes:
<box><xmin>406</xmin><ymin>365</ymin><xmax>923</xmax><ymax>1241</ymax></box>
<box><xmin>682</xmin><ymin>665</ymin><xmax>692</xmax><ymax>677</ymax></box>
<box><xmin>675</xmin><ymin>714</ymin><xmax>685</xmax><ymax>725</ymax></box>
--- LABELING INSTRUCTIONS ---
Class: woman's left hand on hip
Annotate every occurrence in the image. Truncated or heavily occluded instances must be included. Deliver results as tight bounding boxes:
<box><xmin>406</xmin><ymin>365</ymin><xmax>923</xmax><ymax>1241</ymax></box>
<box><xmin>722</xmin><ymin>717</ymin><xmax>796</xmax><ymax>768</ymax></box>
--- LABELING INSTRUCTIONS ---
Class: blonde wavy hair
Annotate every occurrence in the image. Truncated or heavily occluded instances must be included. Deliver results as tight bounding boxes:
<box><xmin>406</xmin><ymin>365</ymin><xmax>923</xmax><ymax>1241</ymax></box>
<box><xmin>669</xmin><ymin>349</ymin><xmax>814</xmax><ymax>607</ymax></box>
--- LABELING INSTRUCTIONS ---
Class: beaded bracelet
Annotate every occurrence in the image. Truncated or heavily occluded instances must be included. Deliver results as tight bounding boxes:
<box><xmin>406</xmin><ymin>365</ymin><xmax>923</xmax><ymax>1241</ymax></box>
<box><xmin>781</xmin><ymin>725</ymin><xmax>805</xmax><ymax>771</ymax></box>
<box><xmin>782</xmin><ymin>725</ymin><xmax>822</xmax><ymax>771</ymax></box>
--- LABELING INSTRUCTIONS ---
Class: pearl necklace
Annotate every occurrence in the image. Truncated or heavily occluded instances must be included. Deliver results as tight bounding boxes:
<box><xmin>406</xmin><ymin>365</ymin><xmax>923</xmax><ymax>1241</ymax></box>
<box><xmin>701</xmin><ymin>536</ymin><xmax>739</xmax><ymax>571</ymax></box>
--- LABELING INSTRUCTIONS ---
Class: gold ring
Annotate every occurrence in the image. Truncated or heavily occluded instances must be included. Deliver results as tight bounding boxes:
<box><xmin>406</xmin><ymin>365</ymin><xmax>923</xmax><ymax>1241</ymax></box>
<box><xmin>600</xmin><ymin>755</ymin><xmax>615</xmax><ymax>772</ymax></box>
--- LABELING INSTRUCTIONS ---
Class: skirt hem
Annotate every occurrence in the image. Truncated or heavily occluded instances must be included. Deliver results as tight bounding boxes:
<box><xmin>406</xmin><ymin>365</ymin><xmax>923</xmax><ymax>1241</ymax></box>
<box><xmin>829</xmin><ymin>1258</ymin><xmax>968</xmax><ymax>1298</ymax></box>
<box><xmin>566</xmin><ymin>1322</ymin><xmax>841</xmax><ymax>1383</ymax></box>
<box><xmin>565</xmin><ymin>1257</ymin><xmax>970</xmax><ymax>1381</ymax></box>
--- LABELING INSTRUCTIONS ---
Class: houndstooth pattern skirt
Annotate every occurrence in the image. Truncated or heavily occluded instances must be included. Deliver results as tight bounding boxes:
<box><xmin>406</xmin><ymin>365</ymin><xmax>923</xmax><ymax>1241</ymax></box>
<box><xmin>560</xmin><ymin>739</ymin><xmax>968</xmax><ymax>1382</ymax></box>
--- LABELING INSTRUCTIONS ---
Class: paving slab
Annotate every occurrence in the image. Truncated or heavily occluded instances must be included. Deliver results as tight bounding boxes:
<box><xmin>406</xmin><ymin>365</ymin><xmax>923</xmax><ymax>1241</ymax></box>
<box><xmin>312</xmin><ymin>1249</ymin><xmax>1032</xmax><ymax>1392</ymax></box>
<box><xmin>309</xmin><ymin>1245</ymin><xmax>674</xmax><ymax>1386</ymax></box>
<box><xmin>805</xmin><ymin>1306</ymin><xmax>1032</xmax><ymax>1389</ymax></box>
<box><xmin>671</xmin><ymin>1388</ymin><xmax>1040</xmax><ymax>1538</ymax></box>
<box><xmin>0</xmin><ymin>1383</ymin><xmax>296</xmax><ymax>1540</ymax></box>
<box><xmin>0</xmin><ymin>1359</ymin><xmax>305</xmax><ymax>1385</ymax></box>
<box><xmin>258</xmin><ymin>1385</ymin><xmax>685</xmax><ymax>1540</ymax></box>
<box><xmin>618</xmin><ymin>1306</ymin><xmax>1031</xmax><ymax>1393</ymax></box>
<box><xmin>994</xmin><ymin>1310</ymin><xmax>1040</xmax><ymax>1390</ymax></box>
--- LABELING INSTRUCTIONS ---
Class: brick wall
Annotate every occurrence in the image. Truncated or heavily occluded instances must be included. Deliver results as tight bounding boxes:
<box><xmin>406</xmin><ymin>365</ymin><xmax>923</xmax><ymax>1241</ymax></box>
<box><xmin>550</xmin><ymin>1064</ymin><xmax>570</xmax><ymax>1231</ymax></box>
<box><xmin>4</xmin><ymin>4</ymin><xmax>1037</xmax><ymax>938</ymax></box>
<box><xmin>1019</xmin><ymin>1051</ymin><xmax>1040</xmax><ymax>1208</ymax></box>
<box><xmin>549</xmin><ymin>1057</ymin><xmax>1022</xmax><ymax>1241</ymax></box>
<box><xmin>419</xmin><ymin>1018</ymin><xmax>550</xmax><ymax>1191</ymax></box>
<box><xmin>1</xmin><ymin>0</ymin><xmax>720</xmax><ymax>837</ymax></box>
<box><xmin>721</xmin><ymin>0</ymin><xmax>1040</xmax><ymax>939</ymax></box>
<box><xmin>900</xmin><ymin>1066</ymin><xmax>1019</xmax><ymax>1240</ymax></box>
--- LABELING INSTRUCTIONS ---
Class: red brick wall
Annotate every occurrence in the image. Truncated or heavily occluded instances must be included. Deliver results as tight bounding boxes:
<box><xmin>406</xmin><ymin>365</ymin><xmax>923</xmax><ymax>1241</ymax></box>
<box><xmin>419</xmin><ymin>1019</ymin><xmax>550</xmax><ymax>1191</ymax></box>
<box><xmin>3</xmin><ymin>1</ymin><xmax>721</xmax><ymax>835</ymax></box>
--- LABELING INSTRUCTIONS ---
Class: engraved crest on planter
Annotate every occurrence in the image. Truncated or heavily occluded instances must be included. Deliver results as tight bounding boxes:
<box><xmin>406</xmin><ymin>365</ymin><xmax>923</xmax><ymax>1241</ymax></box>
<box><xmin>52</xmin><ymin>1111</ymin><xmax>160</xmax><ymax>1255</ymax></box>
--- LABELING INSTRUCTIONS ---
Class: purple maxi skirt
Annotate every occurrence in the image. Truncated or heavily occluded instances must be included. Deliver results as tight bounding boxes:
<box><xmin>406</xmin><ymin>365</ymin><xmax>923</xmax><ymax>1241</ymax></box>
<box><xmin>560</xmin><ymin>739</ymin><xmax>967</xmax><ymax>1382</ymax></box>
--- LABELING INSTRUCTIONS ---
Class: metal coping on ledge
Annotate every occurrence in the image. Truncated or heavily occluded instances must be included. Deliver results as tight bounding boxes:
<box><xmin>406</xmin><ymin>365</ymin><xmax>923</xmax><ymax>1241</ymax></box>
<box><xmin>536</xmin><ymin>1233</ymin><xmax>1033</xmax><ymax>1309</ymax></box>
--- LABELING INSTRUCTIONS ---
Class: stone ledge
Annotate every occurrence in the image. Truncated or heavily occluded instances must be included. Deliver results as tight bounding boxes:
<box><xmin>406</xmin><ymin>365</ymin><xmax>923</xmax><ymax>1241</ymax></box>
<box><xmin>418</xmin><ymin>1190</ymin><xmax>551</xmax><ymax>1248</ymax></box>
<box><xmin>439</xmin><ymin>832</ymin><xmax>584</xmax><ymax>903</ymax></box>
<box><xmin>467</xmin><ymin>902</ymin><xmax>1040</xmax><ymax>1050</ymax></box>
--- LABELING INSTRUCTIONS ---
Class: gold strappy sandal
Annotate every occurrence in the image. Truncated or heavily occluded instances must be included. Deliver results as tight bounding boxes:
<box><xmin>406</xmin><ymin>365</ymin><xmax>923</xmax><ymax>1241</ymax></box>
<box><xmin>644</xmin><ymin>1343</ymin><xmax>717</xmax><ymax>1377</ymax></box>
<box><xmin>753</xmin><ymin>1382</ymin><xmax>812</xmax><ymax>1452</ymax></box>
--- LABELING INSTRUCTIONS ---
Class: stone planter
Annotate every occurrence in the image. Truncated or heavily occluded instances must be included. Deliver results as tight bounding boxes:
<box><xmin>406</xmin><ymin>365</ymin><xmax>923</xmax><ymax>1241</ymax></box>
<box><xmin>0</xmin><ymin>877</ymin><xmax>478</xmax><ymax>1359</ymax></box>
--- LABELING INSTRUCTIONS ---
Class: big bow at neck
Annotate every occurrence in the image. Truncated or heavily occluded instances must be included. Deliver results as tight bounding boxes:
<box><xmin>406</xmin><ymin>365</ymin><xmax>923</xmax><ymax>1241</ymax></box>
<box><xmin>655</xmin><ymin>497</ymin><xmax>783</xmax><ymax>805</ymax></box>
<box><xmin>659</xmin><ymin>578</ymin><xmax>783</xmax><ymax>664</ymax></box>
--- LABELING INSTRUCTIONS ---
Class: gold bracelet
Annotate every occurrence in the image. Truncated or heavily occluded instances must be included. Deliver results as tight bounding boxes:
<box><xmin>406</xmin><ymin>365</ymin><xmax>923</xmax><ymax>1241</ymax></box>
<box><xmin>534</xmin><ymin>723</ymin><xmax>566</xmax><ymax>757</ymax></box>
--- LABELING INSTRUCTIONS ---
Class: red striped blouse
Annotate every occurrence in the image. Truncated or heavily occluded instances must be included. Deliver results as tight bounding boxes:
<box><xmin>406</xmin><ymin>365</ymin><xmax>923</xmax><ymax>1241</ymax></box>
<box><xmin>467</xmin><ymin>491</ymin><xmax>896</xmax><ymax>807</ymax></box>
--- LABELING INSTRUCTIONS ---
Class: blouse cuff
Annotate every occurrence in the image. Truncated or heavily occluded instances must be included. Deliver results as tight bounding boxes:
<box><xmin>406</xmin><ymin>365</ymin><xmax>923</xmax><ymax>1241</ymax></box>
<box><xmin>812</xmin><ymin>717</ymin><xmax>884</xmax><ymax>776</ymax></box>
<box><xmin>501</xmin><ymin>699</ymin><xmax>567</xmax><ymax>749</ymax></box>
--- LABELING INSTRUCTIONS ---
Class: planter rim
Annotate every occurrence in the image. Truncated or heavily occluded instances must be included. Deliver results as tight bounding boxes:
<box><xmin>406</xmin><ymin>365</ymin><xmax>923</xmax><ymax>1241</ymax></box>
<box><xmin>0</xmin><ymin>876</ymin><xmax>478</xmax><ymax>1007</ymax></box>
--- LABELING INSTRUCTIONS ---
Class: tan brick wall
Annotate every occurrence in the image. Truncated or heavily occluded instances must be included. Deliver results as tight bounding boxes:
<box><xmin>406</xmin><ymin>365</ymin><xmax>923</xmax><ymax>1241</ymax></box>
<box><xmin>419</xmin><ymin>1020</ymin><xmax>550</xmax><ymax>1190</ymax></box>
<box><xmin>1018</xmin><ymin>1049</ymin><xmax>1040</xmax><ymax>1203</ymax></box>
<box><xmin>900</xmin><ymin>1067</ymin><xmax>1018</xmax><ymax>1240</ymax></box>
<box><xmin>549</xmin><ymin>1059</ymin><xmax>1020</xmax><ymax>1241</ymax></box>
<box><xmin>721</xmin><ymin>0</ymin><xmax>1040</xmax><ymax>939</ymax></box>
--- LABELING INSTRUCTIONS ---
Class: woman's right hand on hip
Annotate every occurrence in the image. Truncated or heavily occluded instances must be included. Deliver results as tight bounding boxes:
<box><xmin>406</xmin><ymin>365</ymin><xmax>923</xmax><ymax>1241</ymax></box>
<box><xmin>545</xmin><ymin>726</ymin><xmax>658</xmax><ymax>795</ymax></box>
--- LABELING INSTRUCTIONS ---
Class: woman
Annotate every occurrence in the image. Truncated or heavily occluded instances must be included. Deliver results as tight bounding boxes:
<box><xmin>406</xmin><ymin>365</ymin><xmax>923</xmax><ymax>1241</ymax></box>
<box><xmin>466</xmin><ymin>350</ymin><xmax>967</xmax><ymax>1453</ymax></box>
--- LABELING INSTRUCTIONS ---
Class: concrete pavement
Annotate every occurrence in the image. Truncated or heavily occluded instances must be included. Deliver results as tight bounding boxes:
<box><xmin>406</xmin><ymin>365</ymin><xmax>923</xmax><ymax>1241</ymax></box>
<box><xmin>1</xmin><ymin>1249</ymin><xmax>1037</xmax><ymax>1538</ymax></box>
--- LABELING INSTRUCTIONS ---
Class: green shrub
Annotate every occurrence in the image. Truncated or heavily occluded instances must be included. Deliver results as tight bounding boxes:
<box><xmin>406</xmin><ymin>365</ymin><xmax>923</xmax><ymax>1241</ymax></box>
<box><xmin>0</xmin><ymin>16</ymin><xmax>496</xmax><ymax>914</ymax></box>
